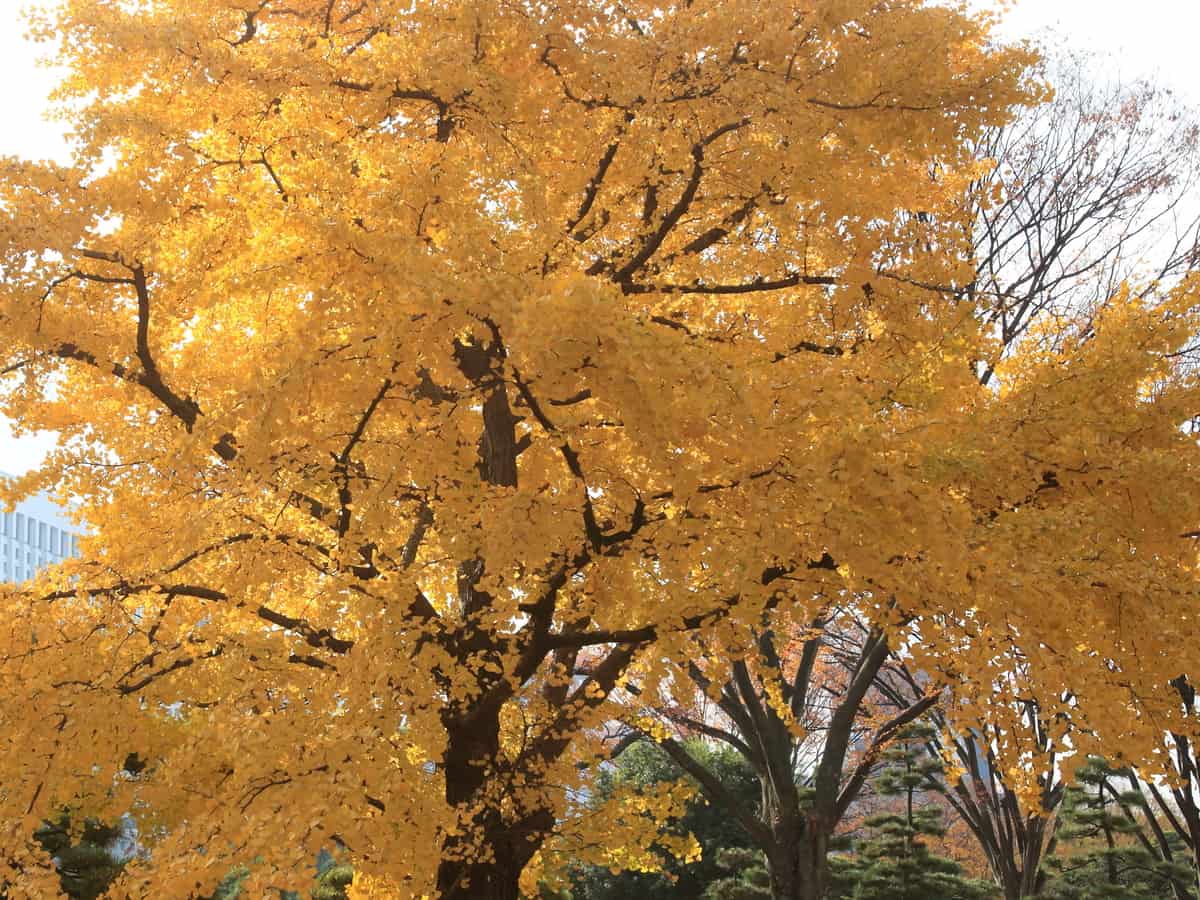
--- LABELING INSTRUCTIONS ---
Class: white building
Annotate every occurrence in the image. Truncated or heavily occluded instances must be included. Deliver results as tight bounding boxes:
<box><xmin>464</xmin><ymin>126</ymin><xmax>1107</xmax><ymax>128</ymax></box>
<box><xmin>0</xmin><ymin>482</ymin><xmax>80</xmax><ymax>583</ymax></box>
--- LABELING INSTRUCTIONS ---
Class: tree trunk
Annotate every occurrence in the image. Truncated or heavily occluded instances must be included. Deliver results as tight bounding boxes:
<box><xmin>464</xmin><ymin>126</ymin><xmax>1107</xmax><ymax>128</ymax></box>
<box><xmin>432</xmin><ymin>329</ymin><xmax>553</xmax><ymax>899</ymax></box>
<box><xmin>765</xmin><ymin>828</ymin><xmax>798</xmax><ymax>900</ymax></box>
<box><xmin>435</xmin><ymin>715</ymin><xmax>552</xmax><ymax>899</ymax></box>
<box><xmin>758</xmin><ymin>811</ymin><xmax>835</xmax><ymax>900</ymax></box>
<box><xmin>765</xmin><ymin>822</ymin><xmax>830</xmax><ymax>900</ymax></box>
<box><xmin>794</xmin><ymin>829</ymin><xmax>831</xmax><ymax>900</ymax></box>
<box><xmin>766</xmin><ymin>857</ymin><xmax>801</xmax><ymax>900</ymax></box>
<box><xmin>1000</xmin><ymin>871</ymin><xmax>1032</xmax><ymax>900</ymax></box>
<box><xmin>435</xmin><ymin>810</ymin><xmax>551</xmax><ymax>900</ymax></box>
<box><xmin>1001</xmin><ymin>816</ymin><xmax>1054</xmax><ymax>899</ymax></box>
<box><xmin>437</xmin><ymin>857</ymin><xmax>523</xmax><ymax>900</ymax></box>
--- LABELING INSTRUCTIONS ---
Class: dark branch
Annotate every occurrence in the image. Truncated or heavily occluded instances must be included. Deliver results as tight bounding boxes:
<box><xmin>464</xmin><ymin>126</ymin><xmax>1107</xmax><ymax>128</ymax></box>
<box><xmin>624</xmin><ymin>270</ymin><xmax>837</xmax><ymax>296</ymax></box>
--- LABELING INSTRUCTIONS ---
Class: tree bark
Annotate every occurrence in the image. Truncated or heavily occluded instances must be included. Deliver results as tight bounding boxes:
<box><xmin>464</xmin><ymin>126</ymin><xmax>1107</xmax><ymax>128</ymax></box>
<box><xmin>434</xmin><ymin>329</ymin><xmax>542</xmax><ymax>899</ymax></box>
<box><xmin>760</xmin><ymin>819</ymin><xmax>831</xmax><ymax>900</ymax></box>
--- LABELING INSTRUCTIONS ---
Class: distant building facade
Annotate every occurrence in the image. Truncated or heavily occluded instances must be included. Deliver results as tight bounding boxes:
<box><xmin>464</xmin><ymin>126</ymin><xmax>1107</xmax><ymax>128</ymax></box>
<box><xmin>0</xmin><ymin>486</ymin><xmax>80</xmax><ymax>583</ymax></box>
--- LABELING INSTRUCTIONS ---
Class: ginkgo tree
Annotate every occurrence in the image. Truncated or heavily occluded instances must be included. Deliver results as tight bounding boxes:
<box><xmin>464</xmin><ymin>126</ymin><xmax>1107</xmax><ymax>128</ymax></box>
<box><xmin>0</xmin><ymin>1</ymin><xmax>1196</xmax><ymax>898</ymax></box>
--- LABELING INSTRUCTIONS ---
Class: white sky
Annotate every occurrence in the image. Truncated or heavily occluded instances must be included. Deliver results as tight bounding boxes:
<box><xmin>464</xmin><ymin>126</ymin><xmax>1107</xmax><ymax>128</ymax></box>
<box><xmin>988</xmin><ymin>0</ymin><xmax>1200</xmax><ymax>104</ymax></box>
<box><xmin>0</xmin><ymin>0</ymin><xmax>1196</xmax><ymax>473</ymax></box>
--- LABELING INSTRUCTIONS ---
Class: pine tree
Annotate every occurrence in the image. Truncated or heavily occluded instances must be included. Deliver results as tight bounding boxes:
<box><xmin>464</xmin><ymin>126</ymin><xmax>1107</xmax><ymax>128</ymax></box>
<box><xmin>1042</xmin><ymin>757</ymin><xmax>1196</xmax><ymax>900</ymax></box>
<box><xmin>31</xmin><ymin>813</ymin><xmax>130</xmax><ymax>900</ymax></box>
<box><xmin>202</xmin><ymin>865</ymin><xmax>250</xmax><ymax>900</ymax></box>
<box><xmin>310</xmin><ymin>851</ymin><xmax>353</xmax><ymax>900</ymax></box>
<box><xmin>845</xmin><ymin>724</ymin><xmax>996</xmax><ymax>900</ymax></box>
<box><xmin>701</xmin><ymin>847</ymin><xmax>772</xmax><ymax>899</ymax></box>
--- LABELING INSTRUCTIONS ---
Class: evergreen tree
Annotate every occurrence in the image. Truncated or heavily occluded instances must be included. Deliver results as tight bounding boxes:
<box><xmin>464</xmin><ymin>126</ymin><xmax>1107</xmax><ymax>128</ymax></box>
<box><xmin>701</xmin><ymin>847</ymin><xmax>771</xmax><ymax>899</ymax></box>
<box><xmin>844</xmin><ymin>723</ymin><xmax>996</xmax><ymax>900</ymax></box>
<box><xmin>310</xmin><ymin>851</ymin><xmax>353</xmax><ymax>900</ymax></box>
<box><xmin>32</xmin><ymin>813</ymin><xmax>131</xmax><ymax>900</ymax></box>
<box><xmin>569</xmin><ymin>740</ymin><xmax>762</xmax><ymax>899</ymax></box>
<box><xmin>200</xmin><ymin>852</ymin><xmax>353</xmax><ymax>900</ymax></box>
<box><xmin>203</xmin><ymin>865</ymin><xmax>250</xmax><ymax>900</ymax></box>
<box><xmin>1041</xmin><ymin>757</ymin><xmax>1196</xmax><ymax>900</ymax></box>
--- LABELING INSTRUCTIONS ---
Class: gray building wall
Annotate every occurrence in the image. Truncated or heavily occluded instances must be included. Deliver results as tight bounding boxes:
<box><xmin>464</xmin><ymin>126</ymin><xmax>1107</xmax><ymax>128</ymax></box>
<box><xmin>0</xmin><ymin>478</ymin><xmax>80</xmax><ymax>583</ymax></box>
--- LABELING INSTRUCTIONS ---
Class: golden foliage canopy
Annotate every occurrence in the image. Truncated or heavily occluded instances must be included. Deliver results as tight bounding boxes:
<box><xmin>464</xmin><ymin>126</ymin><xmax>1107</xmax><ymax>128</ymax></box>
<box><xmin>0</xmin><ymin>0</ymin><xmax>1194</xmax><ymax>896</ymax></box>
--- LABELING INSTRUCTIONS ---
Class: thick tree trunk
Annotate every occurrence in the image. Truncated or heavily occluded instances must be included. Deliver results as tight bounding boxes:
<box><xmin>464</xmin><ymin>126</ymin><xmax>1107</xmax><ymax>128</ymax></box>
<box><xmin>435</xmin><ymin>714</ymin><xmax>553</xmax><ymax>899</ymax></box>
<box><xmin>766</xmin><ymin>858</ymin><xmax>801</xmax><ymax>899</ymax></box>
<box><xmin>794</xmin><ymin>834</ymin><xmax>832</xmax><ymax>900</ymax></box>
<box><xmin>763</xmin><ymin>819</ymin><xmax>830</xmax><ymax>900</ymax></box>
<box><xmin>764</xmin><ymin>830</ymin><xmax>799</xmax><ymax>900</ymax></box>
<box><xmin>436</xmin><ymin>857</ymin><xmax>523</xmax><ymax>900</ymax></box>
<box><xmin>432</xmin><ymin>329</ymin><xmax>548</xmax><ymax>899</ymax></box>
<box><xmin>435</xmin><ymin>809</ymin><xmax>551</xmax><ymax>900</ymax></box>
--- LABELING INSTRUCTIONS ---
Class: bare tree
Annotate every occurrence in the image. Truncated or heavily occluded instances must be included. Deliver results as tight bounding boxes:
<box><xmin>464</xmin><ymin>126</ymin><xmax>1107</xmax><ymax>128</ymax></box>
<box><xmin>613</xmin><ymin>606</ymin><xmax>937</xmax><ymax>900</ymax></box>
<box><xmin>873</xmin><ymin>657</ymin><xmax>1067</xmax><ymax>900</ymax></box>
<box><xmin>950</xmin><ymin>50</ymin><xmax>1200</xmax><ymax>382</ymax></box>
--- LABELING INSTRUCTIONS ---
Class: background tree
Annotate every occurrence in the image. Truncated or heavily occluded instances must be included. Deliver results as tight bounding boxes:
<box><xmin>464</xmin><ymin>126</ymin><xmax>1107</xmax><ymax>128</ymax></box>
<box><xmin>198</xmin><ymin>851</ymin><xmax>352</xmax><ymax>900</ymax></box>
<box><xmin>1124</xmin><ymin>676</ymin><xmax>1200</xmax><ymax>894</ymax></box>
<box><xmin>592</xmin><ymin>42</ymin><xmax>1200</xmax><ymax>900</ymax></box>
<box><xmin>872</xmin><ymin>651</ymin><xmax>1067</xmax><ymax>899</ymax></box>
<box><xmin>565</xmin><ymin>739</ymin><xmax>760</xmax><ymax>900</ymax></box>
<box><xmin>703</xmin><ymin>847</ymin><xmax>772</xmax><ymax>900</ymax></box>
<box><xmin>310</xmin><ymin>854</ymin><xmax>354</xmax><ymax>900</ymax></box>
<box><xmin>964</xmin><ymin>50</ymin><xmax>1200</xmax><ymax>382</ymax></box>
<box><xmin>840</xmin><ymin>723</ymin><xmax>996</xmax><ymax>900</ymax></box>
<box><xmin>613</xmin><ymin>606</ymin><xmax>938</xmax><ymax>899</ymax></box>
<box><xmin>201</xmin><ymin>866</ymin><xmax>249</xmax><ymax>900</ymax></box>
<box><xmin>856</xmin><ymin>46</ymin><xmax>1200</xmax><ymax>899</ymax></box>
<box><xmin>1041</xmin><ymin>758</ymin><xmax>1196</xmax><ymax>900</ymax></box>
<box><xmin>29</xmin><ymin>813</ymin><xmax>131</xmax><ymax>900</ymax></box>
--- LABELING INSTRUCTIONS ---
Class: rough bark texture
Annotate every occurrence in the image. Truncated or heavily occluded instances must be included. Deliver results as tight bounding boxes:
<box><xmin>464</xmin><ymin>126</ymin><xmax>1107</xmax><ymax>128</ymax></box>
<box><xmin>435</xmin><ymin>332</ymin><xmax>537</xmax><ymax>899</ymax></box>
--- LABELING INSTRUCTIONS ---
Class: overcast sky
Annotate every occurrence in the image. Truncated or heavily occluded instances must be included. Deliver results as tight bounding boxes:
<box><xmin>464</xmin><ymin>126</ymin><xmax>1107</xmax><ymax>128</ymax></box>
<box><xmin>989</xmin><ymin>0</ymin><xmax>1200</xmax><ymax>104</ymax></box>
<box><xmin>0</xmin><ymin>0</ymin><xmax>1196</xmax><ymax>474</ymax></box>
